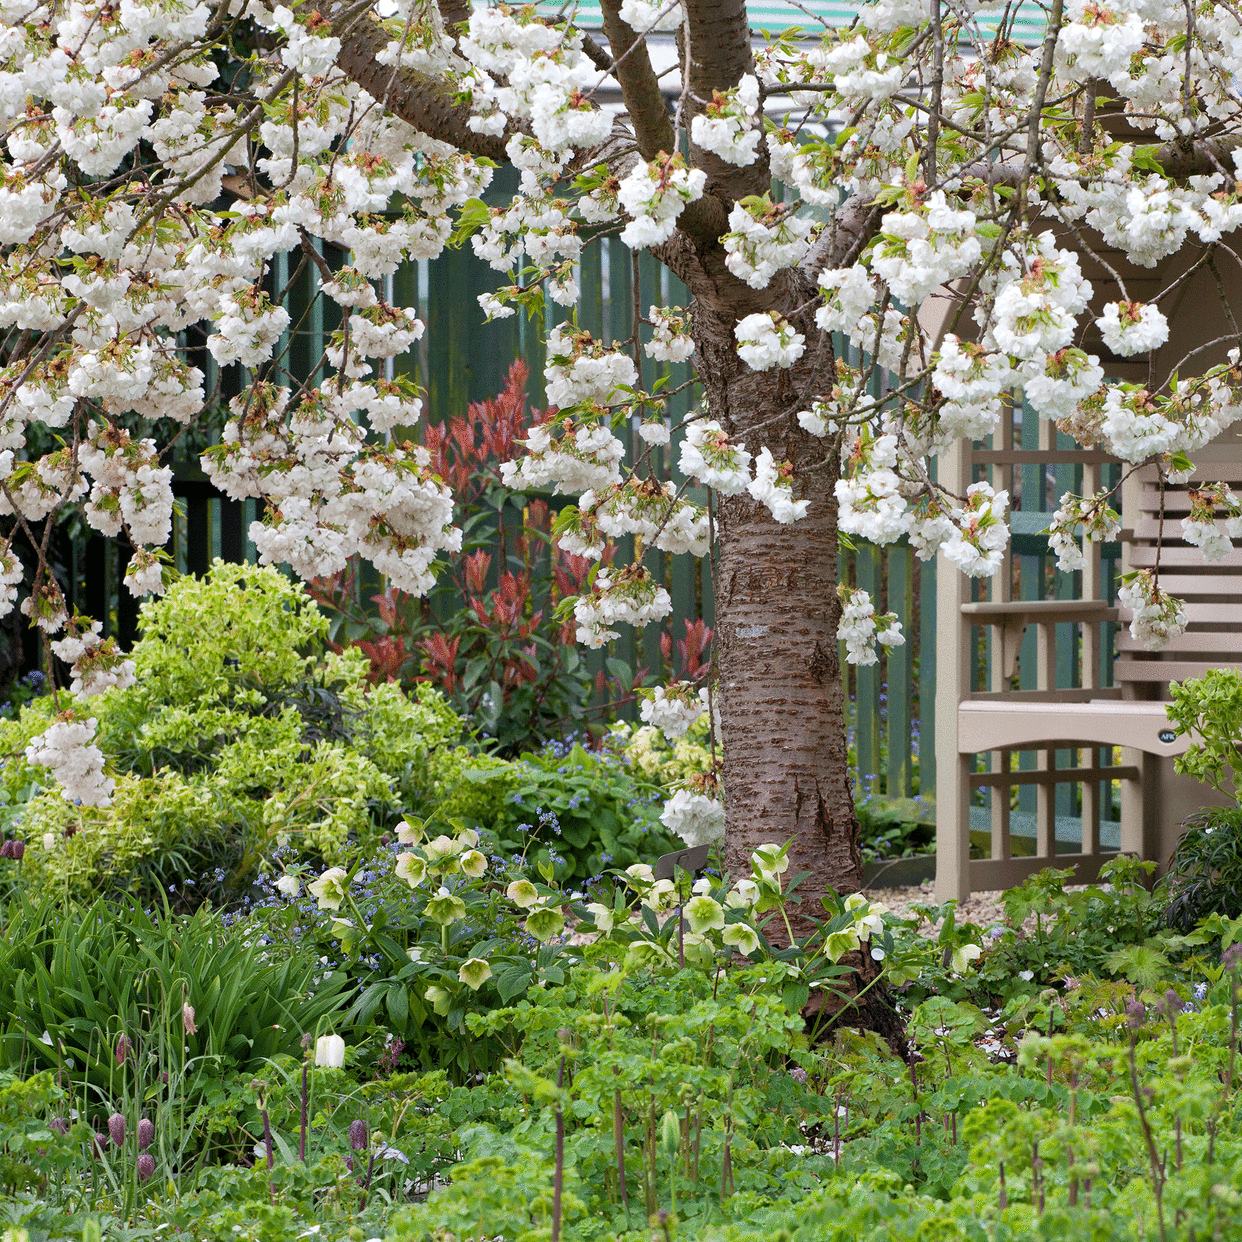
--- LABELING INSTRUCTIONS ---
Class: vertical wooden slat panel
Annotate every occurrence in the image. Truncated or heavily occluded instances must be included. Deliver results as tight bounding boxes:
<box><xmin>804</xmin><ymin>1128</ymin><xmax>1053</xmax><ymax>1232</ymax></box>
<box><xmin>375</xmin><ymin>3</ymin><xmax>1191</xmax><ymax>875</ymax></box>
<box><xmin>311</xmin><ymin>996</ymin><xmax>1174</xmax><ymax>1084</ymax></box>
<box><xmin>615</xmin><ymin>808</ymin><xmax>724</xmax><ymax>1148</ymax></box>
<box><xmin>855</xmin><ymin>544</ymin><xmax>880</xmax><ymax>785</ymax></box>
<box><xmin>885</xmin><ymin>545</ymin><xmax>914</xmax><ymax>797</ymax></box>
<box><xmin>917</xmin><ymin>554</ymin><xmax>936</xmax><ymax>797</ymax></box>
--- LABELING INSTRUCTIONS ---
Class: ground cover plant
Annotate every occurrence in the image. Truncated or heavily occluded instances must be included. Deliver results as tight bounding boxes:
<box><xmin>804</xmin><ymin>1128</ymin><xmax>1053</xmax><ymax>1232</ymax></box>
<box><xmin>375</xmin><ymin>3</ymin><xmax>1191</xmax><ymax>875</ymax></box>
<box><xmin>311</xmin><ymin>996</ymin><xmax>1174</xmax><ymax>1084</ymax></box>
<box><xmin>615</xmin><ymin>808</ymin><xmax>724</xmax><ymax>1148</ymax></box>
<box><xmin>0</xmin><ymin>824</ymin><xmax>1240</xmax><ymax>1242</ymax></box>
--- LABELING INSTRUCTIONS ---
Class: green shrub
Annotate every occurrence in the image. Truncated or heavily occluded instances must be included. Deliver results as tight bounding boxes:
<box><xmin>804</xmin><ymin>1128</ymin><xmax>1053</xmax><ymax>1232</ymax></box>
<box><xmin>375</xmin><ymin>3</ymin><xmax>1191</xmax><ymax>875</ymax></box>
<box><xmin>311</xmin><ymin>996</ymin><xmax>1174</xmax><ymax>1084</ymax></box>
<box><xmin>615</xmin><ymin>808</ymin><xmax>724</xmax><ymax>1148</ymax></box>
<box><xmin>0</xmin><ymin>562</ymin><xmax>468</xmax><ymax>903</ymax></box>
<box><xmin>1167</xmin><ymin>667</ymin><xmax>1242</xmax><ymax>795</ymax></box>
<box><xmin>487</xmin><ymin>738</ymin><xmax>679</xmax><ymax>883</ymax></box>
<box><xmin>1161</xmin><ymin>804</ymin><xmax>1242</xmax><ymax>930</ymax></box>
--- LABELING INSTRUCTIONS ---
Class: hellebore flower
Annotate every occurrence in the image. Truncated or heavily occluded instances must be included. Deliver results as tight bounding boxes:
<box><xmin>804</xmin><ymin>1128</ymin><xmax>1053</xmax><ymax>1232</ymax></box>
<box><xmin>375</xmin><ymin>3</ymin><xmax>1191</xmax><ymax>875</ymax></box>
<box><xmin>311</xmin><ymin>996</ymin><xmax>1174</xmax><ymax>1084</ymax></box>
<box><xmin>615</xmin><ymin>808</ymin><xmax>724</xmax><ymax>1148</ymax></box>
<box><xmin>457</xmin><ymin>958</ymin><xmax>493</xmax><ymax>991</ymax></box>
<box><xmin>506</xmin><ymin>879</ymin><xmax>540</xmax><ymax>910</ymax></box>
<box><xmin>308</xmin><ymin>867</ymin><xmax>348</xmax><ymax>911</ymax></box>
<box><xmin>395</xmin><ymin>852</ymin><xmax>427</xmax><ymax>889</ymax></box>
<box><xmin>685</xmin><ymin>895</ymin><xmax>725</xmax><ymax>934</ymax></box>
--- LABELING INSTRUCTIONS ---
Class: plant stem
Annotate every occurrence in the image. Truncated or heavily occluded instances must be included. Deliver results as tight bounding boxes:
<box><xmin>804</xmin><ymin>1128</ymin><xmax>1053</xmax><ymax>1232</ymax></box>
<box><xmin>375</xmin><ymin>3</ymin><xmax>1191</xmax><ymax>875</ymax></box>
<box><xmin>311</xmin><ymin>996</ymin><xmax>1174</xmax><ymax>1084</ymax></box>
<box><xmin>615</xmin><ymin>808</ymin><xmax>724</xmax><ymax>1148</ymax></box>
<box><xmin>299</xmin><ymin>1058</ymin><xmax>308</xmax><ymax>1163</ymax></box>
<box><xmin>552</xmin><ymin>1050</ymin><xmax>565</xmax><ymax>1242</ymax></box>
<box><xmin>614</xmin><ymin>1087</ymin><xmax>630</xmax><ymax>1223</ymax></box>
<box><xmin>1129</xmin><ymin>1034</ymin><xmax>1168</xmax><ymax>1242</ymax></box>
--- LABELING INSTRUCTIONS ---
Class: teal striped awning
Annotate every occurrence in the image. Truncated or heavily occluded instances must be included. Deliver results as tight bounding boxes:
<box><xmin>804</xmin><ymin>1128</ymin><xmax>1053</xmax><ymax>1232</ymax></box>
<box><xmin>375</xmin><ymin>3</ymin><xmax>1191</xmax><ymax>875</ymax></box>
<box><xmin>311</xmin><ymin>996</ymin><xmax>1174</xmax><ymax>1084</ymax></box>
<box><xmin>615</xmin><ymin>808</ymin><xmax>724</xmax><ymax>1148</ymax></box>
<box><xmin>536</xmin><ymin>1</ymin><xmax>1050</xmax><ymax>43</ymax></box>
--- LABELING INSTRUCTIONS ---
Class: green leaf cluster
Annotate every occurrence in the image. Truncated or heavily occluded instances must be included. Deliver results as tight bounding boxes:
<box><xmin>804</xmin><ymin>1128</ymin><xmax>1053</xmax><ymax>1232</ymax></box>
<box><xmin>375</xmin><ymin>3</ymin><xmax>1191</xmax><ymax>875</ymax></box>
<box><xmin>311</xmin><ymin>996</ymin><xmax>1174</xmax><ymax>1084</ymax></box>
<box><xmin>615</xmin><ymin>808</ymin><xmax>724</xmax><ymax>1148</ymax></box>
<box><xmin>0</xmin><ymin>563</ymin><xmax>468</xmax><ymax>902</ymax></box>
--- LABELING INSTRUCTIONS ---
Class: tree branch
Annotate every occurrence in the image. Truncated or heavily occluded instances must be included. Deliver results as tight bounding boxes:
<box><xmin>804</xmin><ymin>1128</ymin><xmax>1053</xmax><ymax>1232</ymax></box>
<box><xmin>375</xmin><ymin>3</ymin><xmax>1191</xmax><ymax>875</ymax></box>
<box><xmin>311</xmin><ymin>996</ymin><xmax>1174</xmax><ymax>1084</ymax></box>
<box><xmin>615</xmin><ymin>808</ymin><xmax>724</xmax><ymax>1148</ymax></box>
<box><xmin>683</xmin><ymin>0</ymin><xmax>770</xmax><ymax>202</ymax></box>
<box><xmin>798</xmin><ymin>194</ymin><xmax>884</xmax><ymax>279</ymax></box>
<box><xmin>436</xmin><ymin>0</ymin><xmax>469</xmax><ymax>35</ymax></box>
<box><xmin>331</xmin><ymin>11</ymin><xmax>511</xmax><ymax>162</ymax></box>
<box><xmin>599</xmin><ymin>0</ymin><xmax>676</xmax><ymax>161</ymax></box>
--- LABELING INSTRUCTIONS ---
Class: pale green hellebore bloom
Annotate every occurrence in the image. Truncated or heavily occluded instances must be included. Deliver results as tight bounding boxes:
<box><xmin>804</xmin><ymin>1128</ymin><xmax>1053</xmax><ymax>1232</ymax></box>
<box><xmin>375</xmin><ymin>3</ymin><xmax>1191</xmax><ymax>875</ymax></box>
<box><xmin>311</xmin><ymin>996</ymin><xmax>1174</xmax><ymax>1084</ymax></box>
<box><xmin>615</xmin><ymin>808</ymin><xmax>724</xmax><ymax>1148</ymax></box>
<box><xmin>525</xmin><ymin>904</ymin><xmax>566</xmax><ymax>942</ymax></box>
<box><xmin>625</xmin><ymin>863</ymin><xmax>655</xmax><ymax>889</ymax></box>
<box><xmin>952</xmin><ymin>943</ymin><xmax>983</xmax><ymax>973</ymax></box>
<box><xmin>506</xmin><ymin>878</ymin><xmax>541</xmax><ymax>910</ymax></box>
<box><xmin>275</xmin><ymin>874</ymin><xmax>301</xmax><ymax>898</ymax></box>
<box><xmin>625</xmin><ymin>939</ymin><xmax>672</xmax><ymax>968</ymax></box>
<box><xmin>459</xmin><ymin>849</ymin><xmax>488</xmax><ymax>878</ymax></box>
<box><xmin>308</xmin><ymin>867</ymin><xmax>348</xmax><ymax>911</ymax></box>
<box><xmin>457</xmin><ymin>958</ymin><xmax>493</xmax><ymax>991</ymax></box>
<box><xmin>585</xmin><ymin>902</ymin><xmax>615</xmax><ymax>932</ymax></box>
<box><xmin>425</xmin><ymin>887</ymin><xmax>467</xmax><ymax>925</ymax></box>
<box><xmin>722</xmin><ymin>923</ymin><xmax>762</xmax><ymax>956</ymax></box>
<box><xmin>397</xmin><ymin>816</ymin><xmax>425</xmax><ymax>846</ymax></box>
<box><xmin>825</xmin><ymin>927</ymin><xmax>861</xmax><ymax>963</ymax></box>
<box><xmin>751</xmin><ymin>843</ymin><xmax>789</xmax><ymax>884</ymax></box>
<box><xmin>425</xmin><ymin>985</ymin><xmax>452</xmax><ymax>1016</ymax></box>
<box><xmin>395</xmin><ymin>852</ymin><xmax>428</xmax><ymax>888</ymax></box>
<box><xmin>423</xmin><ymin>835</ymin><xmax>462</xmax><ymax>872</ymax></box>
<box><xmin>685</xmin><ymin>895</ymin><xmax>725</xmax><ymax>934</ymax></box>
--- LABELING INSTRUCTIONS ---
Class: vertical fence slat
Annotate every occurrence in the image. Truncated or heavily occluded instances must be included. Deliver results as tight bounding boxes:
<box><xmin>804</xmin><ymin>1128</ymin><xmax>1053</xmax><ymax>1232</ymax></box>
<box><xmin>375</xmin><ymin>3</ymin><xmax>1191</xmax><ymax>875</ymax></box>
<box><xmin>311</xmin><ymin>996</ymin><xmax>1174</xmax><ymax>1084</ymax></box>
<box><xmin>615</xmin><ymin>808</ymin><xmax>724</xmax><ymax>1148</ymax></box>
<box><xmin>855</xmin><ymin>545</ymin><xmax>880</xmax><ymax>788</ymax></box>
<box><xmin>886</xmin><ymin>545</ymin><xmax>914</xmax><ymax>798</ymax></box>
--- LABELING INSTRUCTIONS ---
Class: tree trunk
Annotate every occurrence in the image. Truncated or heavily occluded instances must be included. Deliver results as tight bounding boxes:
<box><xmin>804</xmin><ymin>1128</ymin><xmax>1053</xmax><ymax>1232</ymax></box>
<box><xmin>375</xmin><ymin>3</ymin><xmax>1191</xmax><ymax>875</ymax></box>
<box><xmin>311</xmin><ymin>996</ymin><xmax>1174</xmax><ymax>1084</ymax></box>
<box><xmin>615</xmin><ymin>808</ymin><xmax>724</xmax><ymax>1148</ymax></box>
<box><xmin>690</xmin><ymin>303</ymin><xmax>863</xmax><ymax>931</ymax></box>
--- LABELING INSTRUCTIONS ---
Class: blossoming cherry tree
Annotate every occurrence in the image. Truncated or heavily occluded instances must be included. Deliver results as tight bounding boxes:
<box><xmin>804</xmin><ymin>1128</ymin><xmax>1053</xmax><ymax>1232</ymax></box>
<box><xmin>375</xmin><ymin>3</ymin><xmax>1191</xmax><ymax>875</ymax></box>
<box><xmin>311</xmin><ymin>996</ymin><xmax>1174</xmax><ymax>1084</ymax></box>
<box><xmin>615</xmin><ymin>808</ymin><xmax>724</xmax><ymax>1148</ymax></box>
<box><xmin>2</xmin><ymin>0</ymin><xmax>1241</xmax><ymax>906</ymax></box>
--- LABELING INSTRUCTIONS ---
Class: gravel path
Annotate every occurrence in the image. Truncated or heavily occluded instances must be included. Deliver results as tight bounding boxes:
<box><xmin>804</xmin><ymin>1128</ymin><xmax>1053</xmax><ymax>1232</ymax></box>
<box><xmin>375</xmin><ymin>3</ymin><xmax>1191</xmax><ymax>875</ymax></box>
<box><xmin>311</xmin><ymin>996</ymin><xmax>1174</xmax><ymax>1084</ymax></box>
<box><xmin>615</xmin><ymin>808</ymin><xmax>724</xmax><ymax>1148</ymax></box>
<box><xmin>862</xmin><ymin>880</ymin><xmax>1022</xmax><ymax>936</ymax></box>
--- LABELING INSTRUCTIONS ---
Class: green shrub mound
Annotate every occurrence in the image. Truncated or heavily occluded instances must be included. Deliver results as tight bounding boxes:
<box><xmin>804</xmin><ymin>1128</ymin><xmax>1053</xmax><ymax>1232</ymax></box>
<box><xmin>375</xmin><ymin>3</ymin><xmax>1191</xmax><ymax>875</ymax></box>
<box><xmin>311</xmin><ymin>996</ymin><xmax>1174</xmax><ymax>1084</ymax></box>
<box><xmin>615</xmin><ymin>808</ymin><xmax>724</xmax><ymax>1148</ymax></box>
<box><xmin>0</xmin><ymin>562</ymin><xmax>466</xmax><ymax>904</ymax></box>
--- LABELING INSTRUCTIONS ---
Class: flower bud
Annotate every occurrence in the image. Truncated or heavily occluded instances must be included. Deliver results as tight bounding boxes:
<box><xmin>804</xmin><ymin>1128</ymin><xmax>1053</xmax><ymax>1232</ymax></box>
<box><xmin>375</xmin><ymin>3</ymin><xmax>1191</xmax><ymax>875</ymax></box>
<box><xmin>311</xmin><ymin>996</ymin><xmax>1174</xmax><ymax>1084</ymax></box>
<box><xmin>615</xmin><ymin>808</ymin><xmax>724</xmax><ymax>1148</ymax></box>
<box><xmin>92</xmin><ymin>1132</ymin><xmax>107</xmax><ymax>1159</ymax></box>
<box><xmin>138</xmin><ymin>1118</ymin><xmax>155</xmax><ymax>1150</ymax></box>
<box><xmin>48</xmin><ymin>1117</ymin><xmax>68</xmax><ymax>1135</ymax></box>
<box><xmin>1125</xmin><ymin>998</ymin><xmax>1146</xmax><ymax>1030</ymax></box>
<box><xmin>136</xmin><ymin>1152</ymin><xmax>155</xmax><ymax>1181</ymax></box>
<box><xmin>349</xmin><ymin>1119</ymin><xmax>368</xmax><ymax>1151</ymax></box>
<box><xmin>108</xmin><ymin>1112</ymin><xmax>126</xmax><ymax>1147</ymax></box>
<box><xmin>182</xmin><ymin>1002</ymin><xmax>197</xmax><ymax>1036</ymax></box>
<box><xmin>115</xmin><ymin>1034</ymin><xmax>131</xmax><ymax>1066</ymax></box>
<box><xmin>0</xmin><ymin>840</ymin><xmax>12</xmax><ymax>858</ymax></box>
<box><xmin>10</xmin><ymin>839</ymin><xmax>23</xmax><ymax>860</ymax></box>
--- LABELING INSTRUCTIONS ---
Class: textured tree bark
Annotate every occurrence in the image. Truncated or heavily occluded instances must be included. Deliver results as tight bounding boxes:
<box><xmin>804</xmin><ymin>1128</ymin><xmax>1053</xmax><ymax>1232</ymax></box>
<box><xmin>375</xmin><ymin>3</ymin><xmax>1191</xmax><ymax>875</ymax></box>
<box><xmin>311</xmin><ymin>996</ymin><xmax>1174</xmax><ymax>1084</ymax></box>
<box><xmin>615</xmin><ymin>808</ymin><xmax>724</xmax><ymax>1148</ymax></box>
<box><xmin>690</xmin><ymin>294</ymin><xmax>863</xmax><ymax>926</ymax></box>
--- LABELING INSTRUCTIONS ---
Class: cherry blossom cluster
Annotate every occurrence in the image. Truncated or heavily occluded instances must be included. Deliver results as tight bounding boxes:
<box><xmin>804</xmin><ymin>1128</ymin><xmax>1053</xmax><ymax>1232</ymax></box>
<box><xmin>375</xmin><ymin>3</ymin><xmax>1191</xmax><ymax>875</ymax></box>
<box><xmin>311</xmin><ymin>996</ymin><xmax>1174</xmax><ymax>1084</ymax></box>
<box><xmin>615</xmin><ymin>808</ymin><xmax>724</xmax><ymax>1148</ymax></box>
<box><xmin>50</xmin><ymin>618</ymin><xmax>136</xmax><ymax>697</ymax></box>
<box><xmin>639</xmin><ymin>682</ymin><xmax>709</xmax><ymax>741</ymax></box>
<box><xmin>644</xmin><ymin>307</ymin><xmax>695</xmax><ymax>364</ymax></box>
<box><xmin>25</xmin><ymin>717</ymin><xmax>114</xmax><ymax>808</ymax></box>
<box><xmin>658</xmin><ymin>775</ymin><xmax>726</xmax><ymax>849</ymax></box>
<box><xmin>1046</xmin><ymin>492</ymin><xmax>1123</xmax><ymax>573</ymax></box>
<box><xmin>836</xmin><ymin>586</ymin><xmax>905</xmax><ymax>667</ymax></box>
<box><xmin>722</xmin><ymin>195</ymin><xmax>814</xmax><ymax>290</ymax></box>
<box><xmin>1181</xmin><ymin>483</ymin><xmax>1242</xmax><ymax>562</ymax></box>
<box><xmin>573</xmin><ymin>566</ymin><xmax>672</xmax><ymax>648</ymax></box>
<box><xmin>1118</xmin><ymin>570</ymin><xmax>1189</xmax><ymax>650</ymax></box>
<box><xmin>690</xmin><ymin>75</ymin><xmax>763</xmax><ymax>168</ymax></box>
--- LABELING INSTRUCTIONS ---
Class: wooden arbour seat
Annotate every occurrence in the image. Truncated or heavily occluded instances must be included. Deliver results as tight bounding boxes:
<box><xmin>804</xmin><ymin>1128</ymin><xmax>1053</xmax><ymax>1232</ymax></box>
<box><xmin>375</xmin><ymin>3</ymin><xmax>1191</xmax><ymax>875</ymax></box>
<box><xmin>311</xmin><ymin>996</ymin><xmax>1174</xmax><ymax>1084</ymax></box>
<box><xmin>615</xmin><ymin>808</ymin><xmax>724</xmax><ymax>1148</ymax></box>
<box><xmin>935</xmin><ymin>423</ymin><xmax>1242</xmax><ymax>901</ymax></box>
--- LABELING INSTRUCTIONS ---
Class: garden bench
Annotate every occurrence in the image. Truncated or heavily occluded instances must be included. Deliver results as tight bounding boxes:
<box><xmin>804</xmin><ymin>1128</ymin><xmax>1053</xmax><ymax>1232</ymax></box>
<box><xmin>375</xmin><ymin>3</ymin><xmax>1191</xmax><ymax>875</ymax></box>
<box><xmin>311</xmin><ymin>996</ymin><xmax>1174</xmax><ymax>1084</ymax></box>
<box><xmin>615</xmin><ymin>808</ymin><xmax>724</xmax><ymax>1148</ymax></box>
<box><xmin>934</xmin><ymin>416</ymin><xmax>1242</xmax><ymax>901</ymax></box>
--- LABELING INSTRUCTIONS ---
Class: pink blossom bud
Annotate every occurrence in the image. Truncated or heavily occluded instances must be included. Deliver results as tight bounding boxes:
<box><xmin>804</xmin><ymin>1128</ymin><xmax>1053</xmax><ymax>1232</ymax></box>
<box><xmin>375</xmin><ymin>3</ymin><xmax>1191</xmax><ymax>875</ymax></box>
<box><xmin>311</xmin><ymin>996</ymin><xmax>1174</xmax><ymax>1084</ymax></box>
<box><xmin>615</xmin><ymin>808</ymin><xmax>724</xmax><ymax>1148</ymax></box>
<box><xmin>138</xmin><ymin>1118</ymin><xmax>155</xmax><ymax>1150</ymax></box>
<box><xmin>137</xmin><ymin>1152</ymin><xmax>155</xmax><ymax>1181</ymax></box>
<box><xmin>108</xmin><ymin>1112</ymin><xmax>126</xmax><ymax>1147</ymax></box>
